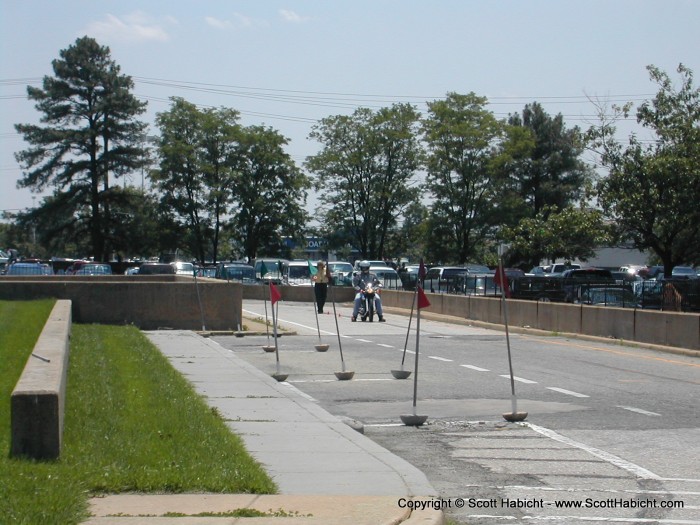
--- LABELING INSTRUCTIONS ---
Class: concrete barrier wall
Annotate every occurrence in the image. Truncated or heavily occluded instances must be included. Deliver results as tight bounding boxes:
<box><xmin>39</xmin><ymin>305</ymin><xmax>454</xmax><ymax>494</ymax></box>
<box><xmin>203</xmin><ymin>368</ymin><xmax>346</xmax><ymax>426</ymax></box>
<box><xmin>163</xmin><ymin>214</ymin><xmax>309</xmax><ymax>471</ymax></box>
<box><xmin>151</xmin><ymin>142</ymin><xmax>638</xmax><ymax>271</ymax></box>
<box><xmin>382</xmin><ymin>290</ymin><xmax>699</xmax><ymax>350</ymax></box>
<box><xmin>11</xmin><ymin>300</ymin><xmax>72</xmax><ymax>459</ymax></box>
<box><xmin>0</xmin><ymin>279</ymin><xmax>243</xmax><ymax>331</ymax></box>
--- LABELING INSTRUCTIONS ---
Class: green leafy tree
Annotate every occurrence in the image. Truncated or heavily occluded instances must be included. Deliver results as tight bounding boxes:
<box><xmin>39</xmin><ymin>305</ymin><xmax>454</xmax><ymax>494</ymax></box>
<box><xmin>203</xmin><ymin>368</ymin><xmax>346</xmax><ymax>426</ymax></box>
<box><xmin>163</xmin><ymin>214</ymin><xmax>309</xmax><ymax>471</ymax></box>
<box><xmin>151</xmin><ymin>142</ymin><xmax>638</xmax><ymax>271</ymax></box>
<box><xmin>230</xmin><ymin>124</ymin><xmax>310</xmax><ymax>259</ymax></box>
<box><xmin>153</xmin><ymin>98</ymin><xmax>240</xmax><ymax>263</ymax></box>
<box><xmin>14</xmin><ymin>36</ymin><xmax>148</xmax><ymax>260</ymax></box>
<box><xmin>306</xmin><ymin>103</ymin><xmax>423</xmax><ymax>259</ymax></box>
<box><xmin>588</xmin><ymin>64</ymin><xmax>700</xmax><ymax>275</ymax></box>
<box><xmin>504</xmin><ymin>206</ymin><xmax>612</xmax><ymax>265</ymax></box>
<box><xmin>422</xmin><ymin>92</ymin><xmax>504</xmax><ymax>264</ymax></box>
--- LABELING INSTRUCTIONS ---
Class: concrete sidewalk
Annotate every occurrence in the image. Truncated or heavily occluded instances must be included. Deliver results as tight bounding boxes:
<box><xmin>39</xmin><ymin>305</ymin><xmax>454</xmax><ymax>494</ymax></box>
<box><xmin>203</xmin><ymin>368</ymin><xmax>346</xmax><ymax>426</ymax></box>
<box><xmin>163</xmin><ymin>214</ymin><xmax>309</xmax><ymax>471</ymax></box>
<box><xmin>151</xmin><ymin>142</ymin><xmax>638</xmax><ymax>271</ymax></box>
<box><xmin>83</xmin><ymin>330</ymin><xmax>443</xmax><ymax>525</ymax></box>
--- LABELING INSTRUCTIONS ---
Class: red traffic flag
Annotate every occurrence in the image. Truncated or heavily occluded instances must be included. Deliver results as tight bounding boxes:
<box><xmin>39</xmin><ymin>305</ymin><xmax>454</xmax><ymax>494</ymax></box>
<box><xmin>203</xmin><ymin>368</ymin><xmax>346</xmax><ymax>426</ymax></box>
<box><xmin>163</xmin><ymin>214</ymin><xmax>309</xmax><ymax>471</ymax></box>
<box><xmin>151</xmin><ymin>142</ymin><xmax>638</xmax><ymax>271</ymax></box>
<box><xmin>494</xmin><ymin>266</ymin><xmax>510</xmax><ymax>298</ymax></box>
<box><xmin>417</xmin><ymin>285</ymin><xmax>431</xmax><ymax>309</ymax></box>
<box><xmin>269</xmin><ymin>282</ymin><xmax>282</xmax><ymax>305</ymax></box>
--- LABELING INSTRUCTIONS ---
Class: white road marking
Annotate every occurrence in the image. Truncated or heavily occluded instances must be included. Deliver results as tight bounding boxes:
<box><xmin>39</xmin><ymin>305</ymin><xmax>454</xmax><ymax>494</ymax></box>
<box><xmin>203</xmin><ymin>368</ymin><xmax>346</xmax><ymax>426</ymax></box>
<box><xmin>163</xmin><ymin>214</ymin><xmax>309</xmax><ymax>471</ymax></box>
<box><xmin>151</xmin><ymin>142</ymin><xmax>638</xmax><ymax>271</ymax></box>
<box><xmin>526</xmin><ymin>422</ymin><xmax>661</xmax><ymax>480</ymax></box>
<box><xmin>377</xmin><ymin>343</ymin><xmax>394</xmax><ymax>348</ymax></box>
<box><xmin>461</xmin><ymin>364</ymin><xmax>490</xmax><ymax>372</ymax></box>
<box><xmin>428</xmin><ymin>355</ymin><xmax>453</xmax><ymax>362</ymax></box>
<box><xmin>501</xmin><ymin>374</ymin><xmax>538</xmax><ymax>384</ymax></box>
<box><xmin>547</xmin><ymin>386</ymin><xmax>590</xmax><ymax>398</ymax></box>
<box><xmin>356</xmin><ymin>338</ymin><xmax>373</xmax><ymax>343</ymax></box>
<box><xmin>278</xmin><ymin>381</ymin><xmax>318</xmax><ymax>402</ymax></box>
<box><xmin>617</xmin><ymin>405</ymin><xmax>662</xmax><ymax>417</ymax></box>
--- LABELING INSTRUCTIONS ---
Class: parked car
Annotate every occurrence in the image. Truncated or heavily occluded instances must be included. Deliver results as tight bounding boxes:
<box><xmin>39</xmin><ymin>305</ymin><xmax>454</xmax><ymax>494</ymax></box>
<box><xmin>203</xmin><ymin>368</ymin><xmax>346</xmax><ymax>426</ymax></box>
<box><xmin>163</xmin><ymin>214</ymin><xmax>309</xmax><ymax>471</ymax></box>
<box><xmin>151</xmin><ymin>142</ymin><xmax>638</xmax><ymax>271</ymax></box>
<box><xmin>137</xmin><ymin>262</ymin><xmax>176</xmax><ymax>275</ymax></box>
<box><xmin>577</xmin><ymin>286</ymin><xmax>639</xmax><ymax>308</ymax></box>
<box><xmin>327</xmin><ymin>261</ymin><xmax>354</xmax><ymax>286</ymax></box>
<box><xmin>253</xmin><ymin>258</ymin><xmax>287</xmax><ymax>284</ymax></box>
<box><xmin>370</xmin><ymin>266</ymin><xmax>402</xmax><ymax>290</ymax></box>
<box><xmin>173</xmin><ymin>261</ymin><xmax>195</xmax><ymax>276</ymax></box>
<box><xmin>509</xmin><ymin>276</ymin><xmax>567</xmax><ymax>302</ymax></box>
<box><xmin>215</xmin><ymin>262</ymin><xmax>256</xmax><ymax>283</ymax></box>
<box><xmin>5</xmin><ymin>262</ymin><xmax>53</xmax><ymax>276</ymax></box>
<box><xmin>671</xmin><ymin>266</ymin><xmax>698</xmax><ymax>279</ymax></box>
<box><xmin>74</xmin><ymin>263</ymin><xmax>112</xmax><ymax>275</ymax></box>
<box><xmin>353</xmin><ymin>260</ymin><xmax>388</xmax><ymax>272</ymax></box>
<box><xmin>560</xmin><ymin>268</ymin><xmax>615</xmax><ymax>302</ymax></box>
<box><xmin>283</xmin><ymin>260</ymin><xmax>313</xmax><ymax>286</ymax></box>
<box><xmin>423</xmin><ymin>266</ymin><xmax>468</xmax><ymax>293</ymax></box>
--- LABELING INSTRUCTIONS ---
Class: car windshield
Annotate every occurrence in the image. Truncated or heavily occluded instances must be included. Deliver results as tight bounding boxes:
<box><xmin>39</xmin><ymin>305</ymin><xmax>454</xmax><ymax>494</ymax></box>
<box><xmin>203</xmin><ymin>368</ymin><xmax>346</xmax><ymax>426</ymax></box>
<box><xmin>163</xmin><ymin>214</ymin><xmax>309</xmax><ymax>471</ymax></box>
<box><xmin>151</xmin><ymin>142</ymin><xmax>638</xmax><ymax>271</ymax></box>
<box><xmin>288</xmin><ymin>265</ymin><xmax>310</xmax><ymax>279</ymax></box>
<box><xmin>75</xmin><ymin>264</ymin><xmax>111</xmax><ymax>275</ymax></box>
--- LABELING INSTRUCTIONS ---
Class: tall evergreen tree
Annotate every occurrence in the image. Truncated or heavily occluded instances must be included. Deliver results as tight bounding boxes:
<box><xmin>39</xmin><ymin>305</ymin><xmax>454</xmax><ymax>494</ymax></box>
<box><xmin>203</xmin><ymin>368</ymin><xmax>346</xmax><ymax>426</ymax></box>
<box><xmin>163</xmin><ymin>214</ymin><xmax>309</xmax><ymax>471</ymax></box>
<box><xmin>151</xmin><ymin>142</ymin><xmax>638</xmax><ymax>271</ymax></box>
<box><xmin>15</xmin><ymin>36</ymin><xmax>148</xmax><ymax>260</ymax></box>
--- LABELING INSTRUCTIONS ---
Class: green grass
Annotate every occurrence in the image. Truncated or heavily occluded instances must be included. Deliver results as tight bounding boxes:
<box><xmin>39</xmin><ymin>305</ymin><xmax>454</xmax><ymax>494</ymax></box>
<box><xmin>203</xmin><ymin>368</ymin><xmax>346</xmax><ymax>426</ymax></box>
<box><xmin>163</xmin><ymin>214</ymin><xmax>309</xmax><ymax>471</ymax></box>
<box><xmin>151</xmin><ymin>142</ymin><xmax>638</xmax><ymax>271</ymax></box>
<box><xmin>0</xmin><ymin>300</ymin><xmax>276</xmax><ymax>525</ymax></box>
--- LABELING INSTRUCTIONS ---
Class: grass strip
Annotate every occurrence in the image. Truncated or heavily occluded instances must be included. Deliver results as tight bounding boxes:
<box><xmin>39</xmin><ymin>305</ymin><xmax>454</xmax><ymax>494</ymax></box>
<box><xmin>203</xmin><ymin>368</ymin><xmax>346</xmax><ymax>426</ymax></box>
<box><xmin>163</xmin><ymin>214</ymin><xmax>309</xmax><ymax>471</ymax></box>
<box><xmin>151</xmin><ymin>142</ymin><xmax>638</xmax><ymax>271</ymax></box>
<box><xmin>1</xmin><ymin>301</ymin><xmax>276</xmax><ymax>524</ymax></box>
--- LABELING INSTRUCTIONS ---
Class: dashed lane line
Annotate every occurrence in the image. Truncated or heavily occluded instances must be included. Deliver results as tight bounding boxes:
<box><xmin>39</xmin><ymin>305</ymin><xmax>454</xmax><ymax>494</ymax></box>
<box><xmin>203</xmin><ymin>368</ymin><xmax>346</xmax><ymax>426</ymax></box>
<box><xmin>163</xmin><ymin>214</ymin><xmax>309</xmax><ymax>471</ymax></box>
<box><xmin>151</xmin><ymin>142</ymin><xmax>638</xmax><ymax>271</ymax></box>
<box><xmin>461</xmin><ymin>364</ymin><xmax>490</xmax><ymax>372</ymax></box>
<box><xmin>428</xmin><ymin>355</ymin><xmax>453</xmax><ymax>362</ymax></box>
<box><xmin>500</xmin><ymin>374</ymin><xmax>538</xmax><ymax>384</ymax></box>
<box><xmin>546</xmin><ymin>386</ymin><xmax>590</xmax><ymax>398</ymax></box>
<box><xmin>617</xmin><ymin>405</ymin><xmax>661</xmax><ymax>417</ymax></box>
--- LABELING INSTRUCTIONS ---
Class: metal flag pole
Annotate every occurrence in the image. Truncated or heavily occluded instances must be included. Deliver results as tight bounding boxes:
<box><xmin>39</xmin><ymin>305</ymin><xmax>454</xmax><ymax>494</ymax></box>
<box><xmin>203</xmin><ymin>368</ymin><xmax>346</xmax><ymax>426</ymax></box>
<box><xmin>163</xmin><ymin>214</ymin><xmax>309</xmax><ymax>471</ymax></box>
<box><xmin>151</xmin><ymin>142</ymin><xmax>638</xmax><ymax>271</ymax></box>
<box><xmin>193</xmin><ymin>266</ymin><xmax>206</xmax><ymax>331</ymax></box>
<box><xmin>400</xmin><ymin>284</ymin><xmax>429</xmax><ymax>426</ymax></box>
<box><xmin>270</xmin><ymin>283</ymin><xmax>287</xmax><ymax>381</ymax></box>
<box><xmin>329</xmin><ymin>280</ymin><xmax>353</xmax><ymax>380</ymax></box>
<box><xmin>498</xmin><ymin>243</ymin><xmax>527</xmax><ymax>422</ymax></box>
<box><xmin>391</xmin><ymin>284</ymin><xmax>417</xmax><ymax>379</ymax></box>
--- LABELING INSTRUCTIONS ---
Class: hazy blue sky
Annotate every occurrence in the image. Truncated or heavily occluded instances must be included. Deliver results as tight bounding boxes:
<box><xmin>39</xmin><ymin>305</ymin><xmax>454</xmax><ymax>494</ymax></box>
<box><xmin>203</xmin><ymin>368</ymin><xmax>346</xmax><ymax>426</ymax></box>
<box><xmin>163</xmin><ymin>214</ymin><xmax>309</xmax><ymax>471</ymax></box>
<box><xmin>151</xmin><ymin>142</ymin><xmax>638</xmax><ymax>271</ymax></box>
<box><xmin>2</xmin><ymin>0</ymin><xmax>699</xmax><ymax>216</ymax></box>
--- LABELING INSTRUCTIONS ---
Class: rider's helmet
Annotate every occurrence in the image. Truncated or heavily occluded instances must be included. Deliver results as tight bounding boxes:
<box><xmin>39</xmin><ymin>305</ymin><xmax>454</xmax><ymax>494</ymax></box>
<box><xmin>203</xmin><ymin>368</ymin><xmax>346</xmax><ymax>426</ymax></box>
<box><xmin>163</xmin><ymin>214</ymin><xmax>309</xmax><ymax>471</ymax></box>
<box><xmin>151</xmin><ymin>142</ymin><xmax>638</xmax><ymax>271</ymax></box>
<box><xmin>359</xmin><ymin>260</ymin><xmax>370</xmax><ymax>272</ymax></box>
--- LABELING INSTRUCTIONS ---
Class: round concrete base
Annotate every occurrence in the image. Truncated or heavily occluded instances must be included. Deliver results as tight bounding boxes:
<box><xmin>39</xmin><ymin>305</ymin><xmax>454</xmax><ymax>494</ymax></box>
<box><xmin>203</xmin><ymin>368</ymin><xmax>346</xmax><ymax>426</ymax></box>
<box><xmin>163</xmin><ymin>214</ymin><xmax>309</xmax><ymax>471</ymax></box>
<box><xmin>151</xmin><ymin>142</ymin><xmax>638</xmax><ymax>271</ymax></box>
<box><xmin>502</xmin><ymin>411</ymin><xmax>528</xmax><ymax>422</ymax></box>
<box><xmin>262</xmin><ymin>345</ymin><xmax>276</xmax><ymax>353</ymax></box>
<box><xmin>400</xmin><ymin>414</ymin><xmax>428</xmax><ymax>426</ymax></box>
<box><xmin>391</xmin><ymin>369</ymin><xmax>411</xmax><ymax>379</ymax></box>
<box><xmin>271</xmin><ymin>373</ymin><xmax>289</xmax><ymax>382</ymax></box>
<box><xmin>315</xmin><ymin>344</ymin><xmax>330</xmax><ymax>352</ymax></box>
<box><xmin>335</xmin><ymin>370</ymin><xmax>355</xmax><ymax>381</ymax></box>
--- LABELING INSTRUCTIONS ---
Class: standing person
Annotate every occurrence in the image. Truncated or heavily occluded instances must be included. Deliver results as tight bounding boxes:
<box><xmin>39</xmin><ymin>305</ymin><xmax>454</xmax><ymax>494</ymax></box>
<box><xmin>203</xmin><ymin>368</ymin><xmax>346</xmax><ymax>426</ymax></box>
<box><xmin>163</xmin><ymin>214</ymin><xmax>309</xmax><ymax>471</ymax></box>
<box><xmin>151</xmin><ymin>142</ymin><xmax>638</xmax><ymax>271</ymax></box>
<box><xmin>313</xmin><ymin>260</ymin><xmax>329</xmax><ymax>314</ymax></box>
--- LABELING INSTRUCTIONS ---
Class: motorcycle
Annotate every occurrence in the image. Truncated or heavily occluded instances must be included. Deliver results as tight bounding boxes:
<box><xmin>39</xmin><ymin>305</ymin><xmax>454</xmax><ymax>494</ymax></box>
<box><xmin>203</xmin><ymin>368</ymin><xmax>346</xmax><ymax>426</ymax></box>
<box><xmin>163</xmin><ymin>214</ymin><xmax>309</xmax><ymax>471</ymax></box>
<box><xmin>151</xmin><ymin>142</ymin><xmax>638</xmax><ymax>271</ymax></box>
<box><xmin>358</xmin><ymin>283</ymin><xmax>381</xmax><ymax>322</ymax></box>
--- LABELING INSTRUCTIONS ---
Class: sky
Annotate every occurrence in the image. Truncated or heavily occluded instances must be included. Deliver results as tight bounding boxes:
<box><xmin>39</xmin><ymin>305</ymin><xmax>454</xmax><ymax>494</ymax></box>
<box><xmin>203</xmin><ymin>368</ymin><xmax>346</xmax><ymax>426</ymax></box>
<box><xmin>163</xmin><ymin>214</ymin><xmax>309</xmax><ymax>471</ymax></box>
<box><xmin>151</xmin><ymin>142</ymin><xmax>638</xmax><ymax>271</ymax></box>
<box><xmin>1</xmin><ymin>0</ymin><xmax>699</xmax><ymax>219</ymax></box>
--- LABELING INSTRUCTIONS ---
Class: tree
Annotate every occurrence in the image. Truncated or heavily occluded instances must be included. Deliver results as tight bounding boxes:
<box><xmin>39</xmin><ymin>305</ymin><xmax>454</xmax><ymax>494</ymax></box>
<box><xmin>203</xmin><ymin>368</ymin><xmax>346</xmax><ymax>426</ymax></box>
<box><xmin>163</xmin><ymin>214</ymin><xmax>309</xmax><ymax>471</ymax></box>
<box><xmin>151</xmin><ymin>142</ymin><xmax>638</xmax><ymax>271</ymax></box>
<box><xmin>230</xmin><ymin>124</ymin><xmax>310</xmax><ymax>260</ymax></box>
<box><xmin>153</xmin><ymin>98</ymin><xmax>241</xmax><ymax>263</ymax></box>
<box><xmin>588</xmin><ymin>64</ymin><xmax>700</xmax><ymax>275</ymax></box>
<box><xmin>495</xmin><ymin>102</ymin><xmax>593</xmax><ymax>267</ymax></box>
<box><xmin>503</xmin><ymin>102</ymin><xmax>591</xmax><ymax>217</ymax></box>
<box><xmin>14</xmin><ymin>36</ymin><xmax>148</xmax><ymax>260</ymax></box>
<box><xmin>422</xmin><ymin>92</ymin><xmax>504</xmax><ymax>264</ymax></box>
<box><xmin>306</xmin><ymin>103</ymin><xmax>423</xmax><ymax>259</ymax></box>
<box><xmin>504</xmin><ymin>205</ymin><xmax>612</xmax><ymax>265</ymax></box>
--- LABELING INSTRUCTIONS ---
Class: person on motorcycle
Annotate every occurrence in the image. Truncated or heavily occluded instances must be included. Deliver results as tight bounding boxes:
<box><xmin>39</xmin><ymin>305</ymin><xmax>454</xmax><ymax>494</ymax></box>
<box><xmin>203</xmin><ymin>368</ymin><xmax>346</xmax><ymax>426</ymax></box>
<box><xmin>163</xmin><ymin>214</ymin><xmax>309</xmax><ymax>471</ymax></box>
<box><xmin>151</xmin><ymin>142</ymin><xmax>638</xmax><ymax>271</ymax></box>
<box><xmin>351</xmin><ymin>260</ymin><xmax>386</xmax><ymax>322</ymax></box>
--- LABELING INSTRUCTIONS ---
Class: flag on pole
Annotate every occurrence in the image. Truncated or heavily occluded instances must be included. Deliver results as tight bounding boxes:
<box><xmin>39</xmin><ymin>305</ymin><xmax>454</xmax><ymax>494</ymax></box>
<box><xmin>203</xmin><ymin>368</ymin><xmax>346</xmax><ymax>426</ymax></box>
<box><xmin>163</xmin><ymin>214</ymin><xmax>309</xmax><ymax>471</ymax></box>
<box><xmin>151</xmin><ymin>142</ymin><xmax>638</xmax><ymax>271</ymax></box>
<box><xmin>494</xmin><ymin>266</ymin><xmax>510</xmax><ymax>298</ymax></box>
<box><xmin>308</xmin><ymin>260</ymin><xmax>318</xmax><ymax>276</ymax></box>
<box><xmin>417</xmin><ymin>285</ymin><xmax>431</xmax><ymax>309</ymax></box>
<box><xmin>269</xmin><ymin>281</ymin><xmax>282</xmax><ymax>305</ymax></box>
<box><xmin>260</xmin><ymin>261</ymin><xmax>268</xmax><ymax>278</ymax></box>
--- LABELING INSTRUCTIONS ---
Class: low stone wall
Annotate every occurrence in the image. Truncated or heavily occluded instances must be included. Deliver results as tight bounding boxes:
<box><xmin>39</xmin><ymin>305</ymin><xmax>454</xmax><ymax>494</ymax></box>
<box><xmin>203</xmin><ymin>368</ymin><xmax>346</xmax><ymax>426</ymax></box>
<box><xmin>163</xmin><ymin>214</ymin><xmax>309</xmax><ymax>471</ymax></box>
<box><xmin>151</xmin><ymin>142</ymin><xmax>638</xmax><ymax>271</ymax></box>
<box><xmin>0</xmin><ymin>277</ymin><xmax>243</xmax><ymax>331</ymax></box>
<box><xmin>381</xmin><ymin>290</ymin><xmax>700</xmax><ymax>351</ymax></box>
<box><xmin>11</xmin><ymin>300</ymin><xmax>72</xmax><ymax>459</ymax></box>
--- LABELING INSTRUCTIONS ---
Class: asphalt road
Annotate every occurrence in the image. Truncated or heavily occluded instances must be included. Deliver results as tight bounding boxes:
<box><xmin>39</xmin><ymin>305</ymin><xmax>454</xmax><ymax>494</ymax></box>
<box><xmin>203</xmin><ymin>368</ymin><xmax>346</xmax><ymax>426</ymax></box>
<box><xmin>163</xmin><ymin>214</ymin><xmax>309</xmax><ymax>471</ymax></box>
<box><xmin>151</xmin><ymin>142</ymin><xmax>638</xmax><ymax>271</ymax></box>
<box><xmin>213</xmin><ymin>299</ymin><xmax>700</xmax><ymax>524</ymax></box>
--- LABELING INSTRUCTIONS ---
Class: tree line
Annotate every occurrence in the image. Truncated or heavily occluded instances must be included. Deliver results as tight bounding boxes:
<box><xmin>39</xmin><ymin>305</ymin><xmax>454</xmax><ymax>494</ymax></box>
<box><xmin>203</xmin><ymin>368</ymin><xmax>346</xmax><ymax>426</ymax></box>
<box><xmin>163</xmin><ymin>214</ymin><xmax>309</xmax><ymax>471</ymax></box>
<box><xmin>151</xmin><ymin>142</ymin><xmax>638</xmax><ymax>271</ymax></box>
<box><xmin>3</xmin><ymin>37</ymin><xmax>699</xmax><ymax>276</ymax></box>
